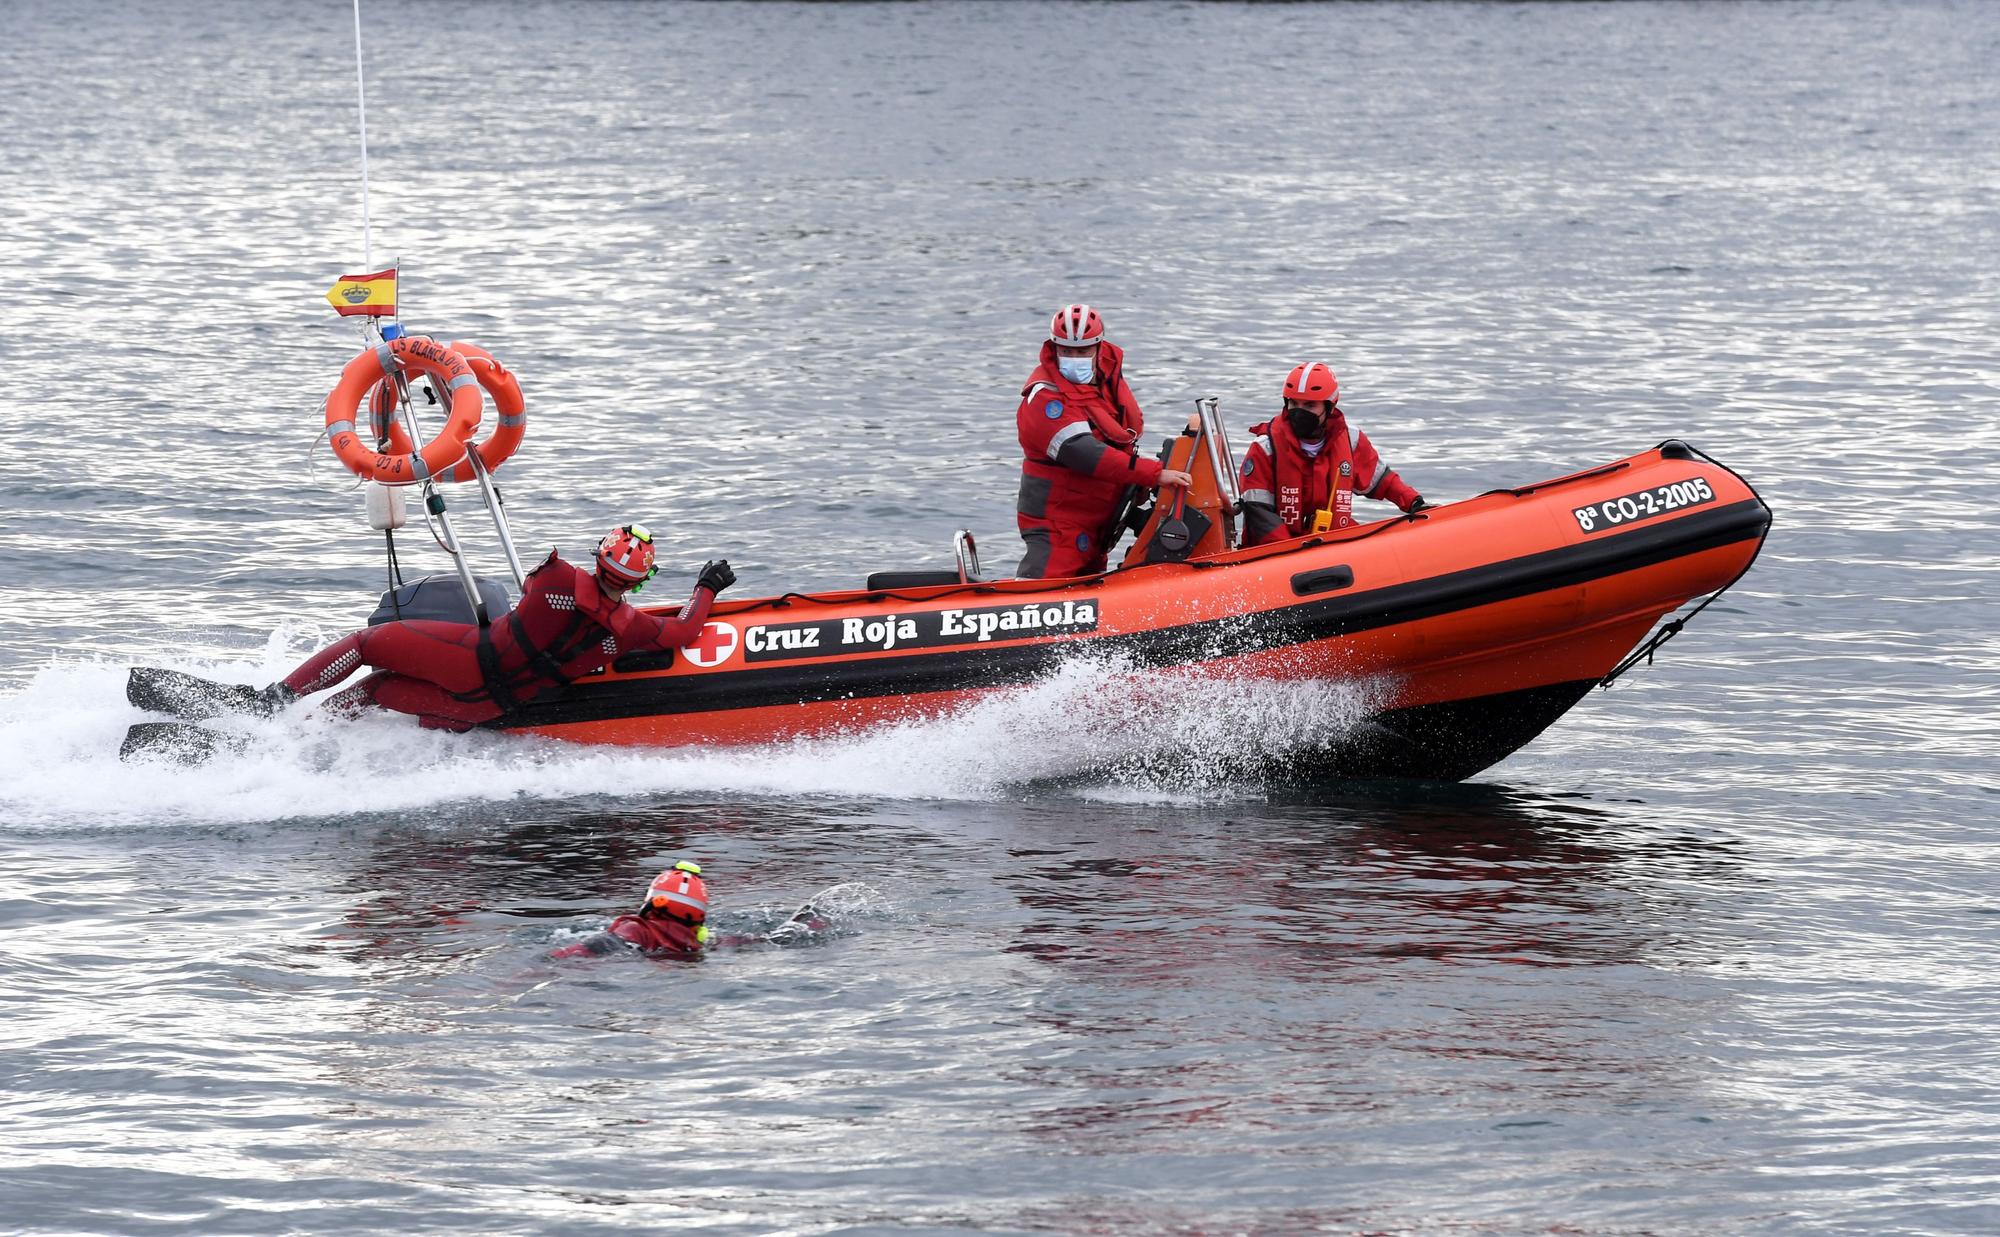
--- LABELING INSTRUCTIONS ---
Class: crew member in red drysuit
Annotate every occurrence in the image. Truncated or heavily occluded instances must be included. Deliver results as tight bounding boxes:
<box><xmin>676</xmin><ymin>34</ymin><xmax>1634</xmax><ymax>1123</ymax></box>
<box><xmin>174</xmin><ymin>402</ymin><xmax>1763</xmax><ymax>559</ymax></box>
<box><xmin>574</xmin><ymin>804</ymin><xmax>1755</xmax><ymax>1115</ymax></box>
<box><xmin>1239</xmin><ymin>362</ymin><xmax>1428</xmax><ymax>545</ymax></box>
<box><xmin>1014</xmin><ymin>303</ymin><xmax>1192</xmax><ymax>578</ymax></box>
<box><xmin>552</xmin><ymin>861</ymin><xmax>713</xmax><ymax>959</ymax></box>
<box><xmin>549</xmin><ymin>861</ymin><xmax>830</xmax><ymax>961</ymax></box>
<box><xmin>257</xmin><ymin>524</ymin><xmax>735</xmax><ymax>730</ymax></box>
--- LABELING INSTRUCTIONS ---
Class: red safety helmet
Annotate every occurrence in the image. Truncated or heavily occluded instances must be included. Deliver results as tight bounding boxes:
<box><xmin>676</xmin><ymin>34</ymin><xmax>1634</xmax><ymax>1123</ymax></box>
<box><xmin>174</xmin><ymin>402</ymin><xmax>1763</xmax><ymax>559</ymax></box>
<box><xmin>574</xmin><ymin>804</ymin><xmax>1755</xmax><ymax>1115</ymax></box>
<box><xmin>596</xmin><ymin>523</ymin><xmax>657</xmax><ymax>589</ymax></box>
<box><xmin>642</xmin><ymin>861</ymin><xmax>709</xmax><ymax>924</ymax></box>
<box><xmin>1049</xmin><ymin>304</ymin><xmax>1105</xmax><ymax>348</ymax></box>
<box><xmin>1284</xmin><ymin>362</ymin><xmax>1339</xmax><ymax>407</ymax></box>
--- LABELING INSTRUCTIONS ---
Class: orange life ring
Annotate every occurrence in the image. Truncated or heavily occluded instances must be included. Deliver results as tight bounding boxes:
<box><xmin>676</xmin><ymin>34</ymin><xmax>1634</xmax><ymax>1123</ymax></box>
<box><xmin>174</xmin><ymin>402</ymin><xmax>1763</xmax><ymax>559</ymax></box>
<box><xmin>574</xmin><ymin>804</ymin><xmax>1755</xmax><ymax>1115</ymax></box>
<box><xmin>357</xmin><ymin>341</ymin><xmax>526</xmax><ymax>482</ymax></box>
<box><xmin>442</xmin><ymin>341</ymin><xmax>526</xmax><ymax>481</ymax></box>
<box><xmin>325</xmin><ymin>336</ymin><xmax>481</xmax><ymax>484</ymax></box>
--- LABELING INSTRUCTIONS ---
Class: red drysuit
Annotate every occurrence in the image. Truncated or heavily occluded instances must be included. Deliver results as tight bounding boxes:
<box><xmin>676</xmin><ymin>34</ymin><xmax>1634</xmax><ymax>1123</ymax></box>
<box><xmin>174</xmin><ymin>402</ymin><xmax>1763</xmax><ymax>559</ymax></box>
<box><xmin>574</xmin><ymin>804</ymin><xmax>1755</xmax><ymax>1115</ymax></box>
<box><xmin>281</xmin><ymin>552</ymin><xmax>715</xmax><ymax>730</ymax></box>
<box><xmin>549</xmin><ymin>913</ymin><xmax>705</xmax><ymax>959</ymax></box>
<box><xmin>1239</xmin><ymin>411</ymin><xmax>1420</xmax><ymax>544</ymax></box>
<box><xmin>1014</xmin><ymin>339</ymin><xmax>1163</xmax><ymax>577</ymax></box>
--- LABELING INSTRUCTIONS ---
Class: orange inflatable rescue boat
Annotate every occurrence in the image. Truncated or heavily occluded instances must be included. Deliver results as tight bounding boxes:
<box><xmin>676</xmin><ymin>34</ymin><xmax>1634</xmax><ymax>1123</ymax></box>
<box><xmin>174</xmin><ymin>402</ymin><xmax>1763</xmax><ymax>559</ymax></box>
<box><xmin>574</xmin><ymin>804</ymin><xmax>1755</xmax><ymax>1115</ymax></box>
<box><xmin>127</xmin><ymin>320</ymin><xmax>1770</xmax><ymax>781</ymax></box>
<box><xmin>506</xmin><ymin>421</ymin><xmax>1770</xmax><ymax>781</ymax></box>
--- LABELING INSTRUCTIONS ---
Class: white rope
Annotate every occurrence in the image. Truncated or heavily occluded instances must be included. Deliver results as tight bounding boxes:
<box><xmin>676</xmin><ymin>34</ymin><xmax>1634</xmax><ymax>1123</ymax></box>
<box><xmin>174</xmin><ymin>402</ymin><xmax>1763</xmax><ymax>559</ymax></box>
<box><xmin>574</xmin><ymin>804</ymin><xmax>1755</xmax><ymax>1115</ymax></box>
<box><xmin>302</xmin><ymin>424</ymin><xmax>369</xmax><ymax>495</ymax></box>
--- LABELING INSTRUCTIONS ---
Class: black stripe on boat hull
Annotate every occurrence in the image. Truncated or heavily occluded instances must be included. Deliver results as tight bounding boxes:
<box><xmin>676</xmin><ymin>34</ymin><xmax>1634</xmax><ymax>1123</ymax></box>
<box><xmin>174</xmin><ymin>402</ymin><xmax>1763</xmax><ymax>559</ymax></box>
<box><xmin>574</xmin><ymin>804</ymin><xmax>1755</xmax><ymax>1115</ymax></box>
<box><xmin>504</xmin><ymin>498</ymin><xmax>1769</xmax><ymax>729</ymax></box>
<box><xmin>1301</xmin><ymin>679</ymin><xmax>1599</xmax><ymax>782</ymax></box>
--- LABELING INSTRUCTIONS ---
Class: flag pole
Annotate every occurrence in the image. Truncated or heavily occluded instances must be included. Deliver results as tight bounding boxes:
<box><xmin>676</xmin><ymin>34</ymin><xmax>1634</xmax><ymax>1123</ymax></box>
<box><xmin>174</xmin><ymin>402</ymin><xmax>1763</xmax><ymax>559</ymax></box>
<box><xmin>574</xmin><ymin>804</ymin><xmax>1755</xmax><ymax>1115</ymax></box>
<box><xmin>338</xmin><ymin>0</ymin><xmax>490</xmax><ymax>624</ymax></box>
<box><xmin>352</xmin><ymin>0</ymin><xmax>373</xmax><ymax>278</ymax></box>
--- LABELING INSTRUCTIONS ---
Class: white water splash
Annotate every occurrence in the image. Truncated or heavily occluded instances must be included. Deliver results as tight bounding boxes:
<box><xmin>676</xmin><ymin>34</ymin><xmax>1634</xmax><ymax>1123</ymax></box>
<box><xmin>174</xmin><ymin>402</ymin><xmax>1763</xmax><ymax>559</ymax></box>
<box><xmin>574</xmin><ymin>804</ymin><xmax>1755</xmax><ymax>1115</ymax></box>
<box><xmin>0</xmin><ymin>645</ymin><xmax>1389</xmax><ymax>829</ymax></box>
<box><xmin>789</xmin><ymin>881</ymin><xmax>889</xmax><ymax>918</ymax></box>
<box><xmin>759</xmin><ymin>880</ymin><xmax>892</xmax><ymax>944</ymax></box>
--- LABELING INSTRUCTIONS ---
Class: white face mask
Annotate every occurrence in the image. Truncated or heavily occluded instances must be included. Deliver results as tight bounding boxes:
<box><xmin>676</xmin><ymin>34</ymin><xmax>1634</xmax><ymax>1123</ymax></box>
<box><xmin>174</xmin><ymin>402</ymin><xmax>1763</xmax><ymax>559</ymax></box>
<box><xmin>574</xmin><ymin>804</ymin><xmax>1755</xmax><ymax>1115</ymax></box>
<box><xmin>1057</xmin><ymin>356</ymin><xmax>1095</xmax><ymax>384</ymax></box>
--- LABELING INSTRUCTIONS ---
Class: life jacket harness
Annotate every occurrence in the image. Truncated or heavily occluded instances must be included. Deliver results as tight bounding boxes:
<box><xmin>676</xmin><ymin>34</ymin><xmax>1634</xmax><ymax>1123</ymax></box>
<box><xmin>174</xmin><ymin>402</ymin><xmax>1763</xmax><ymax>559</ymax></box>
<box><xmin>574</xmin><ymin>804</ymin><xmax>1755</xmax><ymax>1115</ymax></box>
<box><xmin>1257</xmin><ymin>414</ymin><xmax>1360</xmax><ymax>533</ymax></box>
<box><xmin>458</xmin><ymin>559</ymin><xmax>615</xmax><ymax>718</ymax></box>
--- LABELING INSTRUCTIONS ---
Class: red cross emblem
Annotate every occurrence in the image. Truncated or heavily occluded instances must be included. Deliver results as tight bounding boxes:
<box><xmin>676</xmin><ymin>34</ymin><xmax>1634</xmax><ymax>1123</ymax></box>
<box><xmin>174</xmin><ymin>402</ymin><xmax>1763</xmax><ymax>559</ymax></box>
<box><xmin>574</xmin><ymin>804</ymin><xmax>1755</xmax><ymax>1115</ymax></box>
<box><xmin>682</xmin><ymin>621</ymin><xmax>738</xmax><ymax>669</ymax></box>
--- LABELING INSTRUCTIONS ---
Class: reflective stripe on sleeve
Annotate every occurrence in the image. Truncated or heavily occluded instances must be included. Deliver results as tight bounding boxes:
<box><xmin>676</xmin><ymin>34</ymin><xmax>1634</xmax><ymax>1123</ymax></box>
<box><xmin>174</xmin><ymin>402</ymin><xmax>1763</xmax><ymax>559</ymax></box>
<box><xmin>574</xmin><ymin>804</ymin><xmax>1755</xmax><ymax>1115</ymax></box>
<box><xmin>1241</xmin><ymin>488</ymin><xmax>1277</xmax><ymax>507</ymax></box>
<box><xmin>1046</xmin><ymin>420</ymin><xmax>1092</xmax><ymax>461</ymax></box>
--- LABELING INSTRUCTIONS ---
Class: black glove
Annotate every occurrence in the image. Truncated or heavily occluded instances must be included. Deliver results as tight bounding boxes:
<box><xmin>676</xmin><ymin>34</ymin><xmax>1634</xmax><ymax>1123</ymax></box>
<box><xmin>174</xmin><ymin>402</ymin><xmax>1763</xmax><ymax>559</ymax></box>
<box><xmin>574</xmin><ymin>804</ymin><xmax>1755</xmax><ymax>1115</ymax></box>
<box><xmin>697</xmin><ymin>559</ymin><xmax>735</xmax><ymax>595</ymax></box>
<box><xmin>1408</xmin><ymin>497</ymin><xmax>1431</xmax><ymax>514</ymax></box>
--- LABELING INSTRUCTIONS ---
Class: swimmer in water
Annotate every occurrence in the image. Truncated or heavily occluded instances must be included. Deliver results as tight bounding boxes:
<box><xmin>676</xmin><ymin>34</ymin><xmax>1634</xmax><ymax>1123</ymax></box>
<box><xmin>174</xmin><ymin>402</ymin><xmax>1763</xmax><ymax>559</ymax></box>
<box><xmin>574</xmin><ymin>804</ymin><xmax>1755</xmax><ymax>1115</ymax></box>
<box><xmin>549</xmin><ymin>861</ymin><xmax>827</xmax><ymax>960</ymax></box>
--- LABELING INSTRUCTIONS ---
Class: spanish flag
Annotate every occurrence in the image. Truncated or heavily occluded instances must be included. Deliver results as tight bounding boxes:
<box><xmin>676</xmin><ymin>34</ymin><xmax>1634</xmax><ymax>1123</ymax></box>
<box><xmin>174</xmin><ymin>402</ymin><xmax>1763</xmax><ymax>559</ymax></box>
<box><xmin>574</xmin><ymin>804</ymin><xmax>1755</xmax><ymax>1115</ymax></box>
<box><xmin>325</xmin><ymin>268</ymin><xmax>397</xmax><ymax>317</ymax></box>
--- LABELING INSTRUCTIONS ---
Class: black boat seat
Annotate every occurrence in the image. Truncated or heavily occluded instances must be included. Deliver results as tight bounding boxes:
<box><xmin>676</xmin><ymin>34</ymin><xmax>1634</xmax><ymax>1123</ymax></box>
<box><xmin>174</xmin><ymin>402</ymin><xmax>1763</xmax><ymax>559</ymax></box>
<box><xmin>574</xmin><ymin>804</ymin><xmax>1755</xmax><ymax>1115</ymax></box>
<box><xmin>865</xmin><ymin>569</ymin><xmax>964</xmax><ymax>590</ymax></box>
<box><xmin>867</xmin><ymin>529</ymin><xmax>995</xmax><ymax>590</ymax></box>
<box><xmin>369</xmin><ymin>574</ymin><xmax>512</xmax><ymax>626</ymax></box>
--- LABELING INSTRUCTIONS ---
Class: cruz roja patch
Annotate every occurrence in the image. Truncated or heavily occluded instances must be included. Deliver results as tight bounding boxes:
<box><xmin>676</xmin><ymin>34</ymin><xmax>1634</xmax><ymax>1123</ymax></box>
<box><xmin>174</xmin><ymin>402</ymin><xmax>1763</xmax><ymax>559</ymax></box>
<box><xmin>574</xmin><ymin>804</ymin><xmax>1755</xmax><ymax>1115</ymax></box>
<box><xmin>742</xmin><ymin>599</ymin><xmax>1100</xmax><ymax>662</ymax></box>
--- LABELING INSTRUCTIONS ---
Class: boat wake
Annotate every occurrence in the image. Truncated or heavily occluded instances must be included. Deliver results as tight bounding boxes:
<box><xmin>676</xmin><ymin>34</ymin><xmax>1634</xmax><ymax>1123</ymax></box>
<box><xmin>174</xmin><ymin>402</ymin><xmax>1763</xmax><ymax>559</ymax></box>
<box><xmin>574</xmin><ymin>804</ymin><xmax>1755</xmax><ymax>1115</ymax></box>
<box><xmin>0</xmin><ymin>642</ymin><xmax>1391</xmax><ymax>830</ymax></box>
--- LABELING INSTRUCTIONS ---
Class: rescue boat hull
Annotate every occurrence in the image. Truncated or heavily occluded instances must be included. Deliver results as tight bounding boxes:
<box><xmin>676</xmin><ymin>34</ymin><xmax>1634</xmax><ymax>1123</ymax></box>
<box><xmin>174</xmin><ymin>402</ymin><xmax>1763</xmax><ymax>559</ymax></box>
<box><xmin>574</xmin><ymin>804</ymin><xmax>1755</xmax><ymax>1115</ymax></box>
<box><xmin>506</xmin><ymin>442</ymin><xmax>1769</xmax><ymax>781</ymax></box>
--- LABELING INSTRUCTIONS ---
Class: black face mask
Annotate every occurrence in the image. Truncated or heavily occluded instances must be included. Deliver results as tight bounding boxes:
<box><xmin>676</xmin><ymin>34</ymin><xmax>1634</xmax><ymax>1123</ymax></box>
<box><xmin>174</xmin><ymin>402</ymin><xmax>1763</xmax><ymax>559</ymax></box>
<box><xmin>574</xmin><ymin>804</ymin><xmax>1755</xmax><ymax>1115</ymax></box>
<box><xmin>1285</xmin><ymin>408</ymin><xmax>1326</xmax><ymax>440</ymax></box>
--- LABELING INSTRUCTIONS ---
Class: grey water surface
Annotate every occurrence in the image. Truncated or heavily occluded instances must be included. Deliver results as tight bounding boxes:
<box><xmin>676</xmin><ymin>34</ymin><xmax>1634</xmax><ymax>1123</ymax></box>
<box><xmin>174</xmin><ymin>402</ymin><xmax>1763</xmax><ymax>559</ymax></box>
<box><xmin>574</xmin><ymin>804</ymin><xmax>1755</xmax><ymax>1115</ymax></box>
<box><xmin>2</xmin><ymin>1</ymin><xmax>1997</xmax><ymax>1233</ymax></box>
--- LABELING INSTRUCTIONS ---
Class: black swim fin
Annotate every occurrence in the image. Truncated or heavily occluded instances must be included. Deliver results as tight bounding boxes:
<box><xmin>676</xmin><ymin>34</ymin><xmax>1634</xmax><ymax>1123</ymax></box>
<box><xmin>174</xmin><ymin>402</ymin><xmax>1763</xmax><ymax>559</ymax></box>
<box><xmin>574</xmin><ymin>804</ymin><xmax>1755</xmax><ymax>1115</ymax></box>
<box><xmin>768</xmin><ymin>901</ymin><xmax>827</xmax><ymax>944</ymax></box>
<box><xmin>119</xmin><ymin>721</ymin><xmax>249</xmax><ymax>765</ymax></box>
<box><xmin>127</xmin><ymin>667</ymin><xmax>290</xmax><ymax>721</ymax></box>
